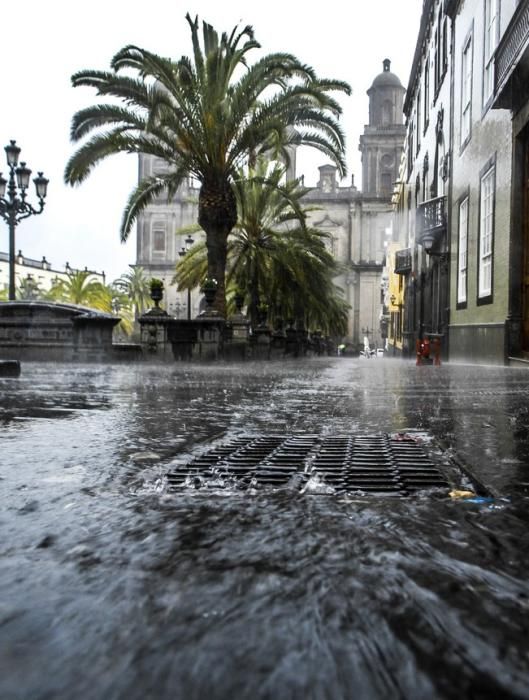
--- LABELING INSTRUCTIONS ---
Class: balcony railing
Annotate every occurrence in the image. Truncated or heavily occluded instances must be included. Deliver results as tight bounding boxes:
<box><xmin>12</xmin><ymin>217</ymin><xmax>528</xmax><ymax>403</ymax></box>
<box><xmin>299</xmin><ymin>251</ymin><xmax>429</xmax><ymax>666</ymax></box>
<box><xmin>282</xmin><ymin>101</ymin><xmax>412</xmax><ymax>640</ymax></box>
<box><xmin>417</xmin><ymin>196</ymin><xmax>446</xmax><ymax>234</ymax></box>
<box><xmin>394</xmin><ymin>248</ymin><xmax>412</xmax><ymax>275</ymax></box>
<box><xmin>416</xmin><ymin>196</ymin><xmax>447</xmax><ymax>252</ymax></box>
<box><xmin>495</xmin><ymin>0</ymin><xmax>529</xmax><ymax>99</ymax></box>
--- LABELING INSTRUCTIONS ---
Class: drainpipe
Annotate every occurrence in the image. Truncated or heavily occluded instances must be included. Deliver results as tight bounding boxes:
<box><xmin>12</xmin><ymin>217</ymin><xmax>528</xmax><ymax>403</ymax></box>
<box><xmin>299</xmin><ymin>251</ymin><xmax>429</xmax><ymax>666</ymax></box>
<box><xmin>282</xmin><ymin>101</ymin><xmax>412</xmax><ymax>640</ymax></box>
<box><xmin>445</xmin><ymin>3</ymin><xmax>457</xmax><ymax>361</ymax></box>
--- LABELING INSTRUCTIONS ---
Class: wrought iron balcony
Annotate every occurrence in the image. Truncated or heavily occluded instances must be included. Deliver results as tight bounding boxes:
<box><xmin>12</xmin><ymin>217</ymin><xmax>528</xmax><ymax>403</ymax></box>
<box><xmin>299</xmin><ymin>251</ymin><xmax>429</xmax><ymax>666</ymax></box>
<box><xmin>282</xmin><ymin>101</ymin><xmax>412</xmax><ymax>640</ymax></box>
<box><xmin>416</xmin><ymin>196</ymin><xmax>446</xmax><ymax>253</ymax></box>
<box><xmin>394</xmin><ymin>248</ymin><xmax>412</xmax><ymax>275</ymax></box>
<box><xmin>494</xmin><ymin>0</ymin><xmax>529</xmax><ymax>107</ymax></box>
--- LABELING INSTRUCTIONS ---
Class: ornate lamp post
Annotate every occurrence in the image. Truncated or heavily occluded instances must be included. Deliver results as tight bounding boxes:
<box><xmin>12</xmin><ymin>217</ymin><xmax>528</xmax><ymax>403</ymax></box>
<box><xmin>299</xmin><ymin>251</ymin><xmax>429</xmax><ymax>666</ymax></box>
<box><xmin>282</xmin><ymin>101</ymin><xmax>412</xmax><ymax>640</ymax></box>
<box><xmin>178</xmin><ymin>234</ymin><xmax>194</xmax><ymax>320</ymax></box>
<box><xmin>0</xmin><ymin>141</ymin><xmax>48</xmax><ymax>300</ymax></box>
<box><xmin>173</xmin><ymin>300</ymin><xmax>184</xmax><ymax>318</ymax></box>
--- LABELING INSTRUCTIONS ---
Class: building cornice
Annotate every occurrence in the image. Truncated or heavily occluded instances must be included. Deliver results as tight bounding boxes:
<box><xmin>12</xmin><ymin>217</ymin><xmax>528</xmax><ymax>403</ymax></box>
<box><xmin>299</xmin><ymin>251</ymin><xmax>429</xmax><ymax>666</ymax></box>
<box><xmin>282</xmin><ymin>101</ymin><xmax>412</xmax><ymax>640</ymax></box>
<box><xmin>350</xmin><ymin>262</ymin><xmax>384</xmax><ymax>272</ymax></box>
<box><xmin>303</xmin><ymin>188</ymin><xmax>361</xmax><ymax>203</ymax></box>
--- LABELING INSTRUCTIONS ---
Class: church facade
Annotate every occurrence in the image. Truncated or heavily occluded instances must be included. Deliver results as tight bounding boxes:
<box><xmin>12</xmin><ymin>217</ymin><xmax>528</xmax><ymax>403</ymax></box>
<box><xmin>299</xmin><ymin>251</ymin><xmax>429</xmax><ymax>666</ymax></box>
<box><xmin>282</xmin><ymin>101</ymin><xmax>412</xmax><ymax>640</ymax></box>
<box><xmin>135</xmin><ymin>60</ymin><xmax>406</xmax><ymax>346</ymax></box>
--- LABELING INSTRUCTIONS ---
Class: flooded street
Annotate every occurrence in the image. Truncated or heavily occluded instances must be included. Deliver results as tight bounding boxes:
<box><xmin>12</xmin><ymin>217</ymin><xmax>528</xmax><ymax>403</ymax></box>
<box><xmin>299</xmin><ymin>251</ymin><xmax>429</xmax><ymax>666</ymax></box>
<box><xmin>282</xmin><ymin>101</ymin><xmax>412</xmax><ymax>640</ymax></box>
<box><xmin>1</xmin><ymin>358</ymin><xmax>529</xmax><ymax>699</ymax></box>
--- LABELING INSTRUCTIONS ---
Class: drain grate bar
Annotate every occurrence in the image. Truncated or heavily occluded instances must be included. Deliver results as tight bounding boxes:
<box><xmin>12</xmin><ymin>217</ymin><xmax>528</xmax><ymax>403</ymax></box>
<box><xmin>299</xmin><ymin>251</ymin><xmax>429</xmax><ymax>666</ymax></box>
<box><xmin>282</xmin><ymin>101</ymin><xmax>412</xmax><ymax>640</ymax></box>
<box><xmin>166</xmin><ymin>433</ymin><xmax>454</xmax><ymax>496</ymax></box>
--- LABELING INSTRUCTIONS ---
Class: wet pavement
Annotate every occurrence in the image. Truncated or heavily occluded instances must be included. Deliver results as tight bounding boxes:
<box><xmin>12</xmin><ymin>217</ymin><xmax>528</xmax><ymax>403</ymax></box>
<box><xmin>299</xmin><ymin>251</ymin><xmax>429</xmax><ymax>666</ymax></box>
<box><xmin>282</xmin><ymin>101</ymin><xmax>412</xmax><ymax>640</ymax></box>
<box><xmin>1</xmin><ymin>357</ymin><xmax>529</xmax><ymax>699</ymax></box>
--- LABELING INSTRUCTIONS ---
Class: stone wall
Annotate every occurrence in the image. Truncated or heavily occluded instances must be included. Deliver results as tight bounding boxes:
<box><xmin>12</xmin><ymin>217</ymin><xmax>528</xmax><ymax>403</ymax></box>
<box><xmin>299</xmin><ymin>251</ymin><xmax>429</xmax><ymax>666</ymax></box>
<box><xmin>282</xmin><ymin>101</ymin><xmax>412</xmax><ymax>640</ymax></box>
<box><xmin>0</xmin><ymin>302</ymin><xmax>119</xmax><ymax>362</ymax></box>
<box><xmin>447</xmin><ymin>322</ymin><xmax>507</xmax><ymax>364</ymax></box>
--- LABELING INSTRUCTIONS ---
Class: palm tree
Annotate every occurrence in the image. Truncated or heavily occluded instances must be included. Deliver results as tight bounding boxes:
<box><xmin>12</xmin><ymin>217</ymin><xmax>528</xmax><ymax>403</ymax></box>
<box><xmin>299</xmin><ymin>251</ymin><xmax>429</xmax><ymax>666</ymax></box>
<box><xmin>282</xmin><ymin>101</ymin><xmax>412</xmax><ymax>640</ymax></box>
<box><xmin>113</xmin><ymin>266</ymin><xmax>152</xmax><ymax>318</ymax></box>
<box><xmin>106</xmin><ymin>284</ymin><xmax>134</xmax><ymax>336</ymax></box>
<box><xmin>46</xmin><ymin>271</ymin><xmax>134</xmax><ymax>335</ymax></box>
<box><xmin>47</xmin><ymin>269</ymin><xmax>108</xmax><ymax>308</ymax></box>
<box><xmin>64</xmin><ymin>13</ymin><xmax>351</xmax><ymax>316</ymax></box>
<box><xmin>174</xmin><ymin>161</ymin><xmax>350</xmax><ymax>335</ymax></box>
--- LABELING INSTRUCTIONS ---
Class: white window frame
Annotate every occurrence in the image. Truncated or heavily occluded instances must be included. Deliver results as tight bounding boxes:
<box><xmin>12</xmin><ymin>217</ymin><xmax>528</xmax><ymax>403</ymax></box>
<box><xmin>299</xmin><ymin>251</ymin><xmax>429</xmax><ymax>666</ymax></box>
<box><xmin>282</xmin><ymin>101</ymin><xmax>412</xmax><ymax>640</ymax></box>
<box><xmin>457</xmin><ymin>197</ymin><xmax>469</xmax><ymax>304</ymax></box>
<box><xmin>461</xmin><ymin>32</ymin><xmax>473</xmax><ymax>147</ymax></box>
<box><xmin>483</xmin><ymin>0</ymin><xmax>499</xmax><ymax>107</ymax></box>
<box><xmin>478</xmin><ymin>166</ymin><xmax>495</xmax><ymax>299</ymax></box>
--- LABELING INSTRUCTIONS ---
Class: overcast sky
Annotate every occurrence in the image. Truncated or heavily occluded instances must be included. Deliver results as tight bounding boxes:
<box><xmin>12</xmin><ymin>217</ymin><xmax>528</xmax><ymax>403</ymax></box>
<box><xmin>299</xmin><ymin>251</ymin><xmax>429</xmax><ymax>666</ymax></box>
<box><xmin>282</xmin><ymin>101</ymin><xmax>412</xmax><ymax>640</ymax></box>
<box><xmin>0</xmin><ymin>0</ymin><xmax>423</xmax><ymax>282</ymax></box>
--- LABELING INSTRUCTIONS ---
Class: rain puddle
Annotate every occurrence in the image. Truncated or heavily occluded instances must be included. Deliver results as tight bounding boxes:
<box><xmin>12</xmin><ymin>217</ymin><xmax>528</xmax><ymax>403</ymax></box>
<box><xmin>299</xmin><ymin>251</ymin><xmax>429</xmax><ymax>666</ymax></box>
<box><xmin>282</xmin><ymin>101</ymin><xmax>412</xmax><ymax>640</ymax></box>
<box><xmin>1</xmin><ymin>360</ymin><xmax>528</xmax><ymax>699</ymax></box>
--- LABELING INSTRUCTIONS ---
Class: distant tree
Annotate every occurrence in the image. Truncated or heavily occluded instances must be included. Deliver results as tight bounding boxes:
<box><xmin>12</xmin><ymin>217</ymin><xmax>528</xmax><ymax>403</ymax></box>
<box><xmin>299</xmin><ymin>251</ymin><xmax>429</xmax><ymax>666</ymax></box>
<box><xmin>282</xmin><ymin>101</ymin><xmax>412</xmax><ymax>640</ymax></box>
<box><xmin>46</xmin><ymin>271</ymin><xmax>134</xmax><ymax>335</ymax></box>
<box><xmin>47</xmin><ymin>269</ymin><xmax>108</xmax><ymax>308</ymax></box>
<box><xmin>113</xmin><ymin>266</ymin><xmax>152</xmax><ymax>318</ymax></box>
<box><xmin>64</xmin><ymin>13</ymin><xmax>350</xmax><ymax>317</ymax></box>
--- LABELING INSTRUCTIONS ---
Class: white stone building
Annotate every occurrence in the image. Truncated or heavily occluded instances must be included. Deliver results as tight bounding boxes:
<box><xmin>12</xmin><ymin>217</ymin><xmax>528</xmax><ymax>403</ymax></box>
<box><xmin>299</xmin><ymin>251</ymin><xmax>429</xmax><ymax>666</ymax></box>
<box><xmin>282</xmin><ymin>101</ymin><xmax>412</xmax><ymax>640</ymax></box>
<box><xmin>389</xmin><ymin>0</ymin><xmax>454</xmax><ymax>357</ymax></box>
<box><xmin>300</xmin><ymin>60</ymin><xmax>405</xmax><ymax>346</ymax></box>
<box><xmin>0</xmin><ymin>250</ymin><xmax>105</xmax><ymax>297</ymax></box>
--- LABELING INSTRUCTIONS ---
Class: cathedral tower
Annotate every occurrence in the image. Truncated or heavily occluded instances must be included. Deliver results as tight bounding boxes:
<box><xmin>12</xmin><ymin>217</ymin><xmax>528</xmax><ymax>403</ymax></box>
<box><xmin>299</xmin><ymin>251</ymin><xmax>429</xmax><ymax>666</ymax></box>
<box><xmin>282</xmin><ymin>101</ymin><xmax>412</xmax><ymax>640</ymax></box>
<box><xmin>359</xmin><ymin>59</ymin><xmax>406</xmax><ymax>198</ymax></box>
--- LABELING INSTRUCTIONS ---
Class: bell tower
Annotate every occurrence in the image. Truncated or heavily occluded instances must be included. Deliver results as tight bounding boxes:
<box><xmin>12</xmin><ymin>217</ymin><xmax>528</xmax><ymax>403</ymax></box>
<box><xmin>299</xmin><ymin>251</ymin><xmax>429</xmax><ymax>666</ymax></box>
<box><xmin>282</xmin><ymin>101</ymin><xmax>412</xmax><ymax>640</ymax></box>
<box><xmin>359</xmin><ymin>59</ymin><xmax>406</xmax><ymax>198</ymax></box>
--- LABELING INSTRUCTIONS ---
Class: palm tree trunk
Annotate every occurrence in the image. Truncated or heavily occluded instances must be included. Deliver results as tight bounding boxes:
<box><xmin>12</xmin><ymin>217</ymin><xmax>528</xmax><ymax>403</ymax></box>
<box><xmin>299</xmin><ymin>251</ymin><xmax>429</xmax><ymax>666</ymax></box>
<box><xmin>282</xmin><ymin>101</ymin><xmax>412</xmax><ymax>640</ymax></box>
<box><xmin>249</xmin><ymin>258</ymin><xmax>260</xmax><ymax>329</ymax></box>
<box><xmin>198</xmin><ymin>181</ymin><xmax>237</xmax><ymax>317</ymax></box>
<box><xmin>204</xmin><ymin>229</ymin><xmax>229</xmax><ymax>315</ymax></box>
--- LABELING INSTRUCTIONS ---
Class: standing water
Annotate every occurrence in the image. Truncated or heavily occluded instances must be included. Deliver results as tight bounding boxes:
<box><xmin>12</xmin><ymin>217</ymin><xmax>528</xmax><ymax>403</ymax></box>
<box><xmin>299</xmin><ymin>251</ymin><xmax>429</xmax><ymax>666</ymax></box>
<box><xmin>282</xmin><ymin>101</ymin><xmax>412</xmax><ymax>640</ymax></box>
<box><xmin>1</xmin><ymin>358</ymin><xmax>529</xmax><ymax>699</ymax></box>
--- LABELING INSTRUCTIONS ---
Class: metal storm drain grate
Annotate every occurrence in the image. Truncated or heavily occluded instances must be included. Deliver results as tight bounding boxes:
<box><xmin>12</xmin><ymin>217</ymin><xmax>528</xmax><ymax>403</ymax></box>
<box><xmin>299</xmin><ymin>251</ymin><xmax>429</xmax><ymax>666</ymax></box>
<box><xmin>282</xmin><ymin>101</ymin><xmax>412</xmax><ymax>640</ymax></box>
<box><xmin>166</xmin><ymin>433</ymin><xmax>456</xmax><ymax>496</ymax></box>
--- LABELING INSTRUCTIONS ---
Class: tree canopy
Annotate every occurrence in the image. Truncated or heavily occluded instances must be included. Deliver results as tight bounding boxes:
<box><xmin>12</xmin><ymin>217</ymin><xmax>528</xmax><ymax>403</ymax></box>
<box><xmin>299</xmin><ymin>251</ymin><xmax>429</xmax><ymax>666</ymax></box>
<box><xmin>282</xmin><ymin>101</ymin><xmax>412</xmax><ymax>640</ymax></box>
<box><xmin>174</xmin><ymin>161</ymin><xmax>350</xmax><ymax>336</ymax></box>
<box><xmin>113</xmin><ymin>266</ymin><xmax>152</xmax><ymax>318</ymax></box>
<box><xmin>65</xmin><ymin>14</ymin><xmax>351</xmax><ymax>316</ymax></box>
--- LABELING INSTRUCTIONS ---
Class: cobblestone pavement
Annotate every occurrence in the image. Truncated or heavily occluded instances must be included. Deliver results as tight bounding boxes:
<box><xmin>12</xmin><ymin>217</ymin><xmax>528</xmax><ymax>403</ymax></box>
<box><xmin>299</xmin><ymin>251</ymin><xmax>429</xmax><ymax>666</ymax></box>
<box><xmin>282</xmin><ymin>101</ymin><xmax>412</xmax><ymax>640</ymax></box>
<box><xmin>1</xmin><ymin>358</ymin><xmax>529</xmax><ymax>699</ymax></box>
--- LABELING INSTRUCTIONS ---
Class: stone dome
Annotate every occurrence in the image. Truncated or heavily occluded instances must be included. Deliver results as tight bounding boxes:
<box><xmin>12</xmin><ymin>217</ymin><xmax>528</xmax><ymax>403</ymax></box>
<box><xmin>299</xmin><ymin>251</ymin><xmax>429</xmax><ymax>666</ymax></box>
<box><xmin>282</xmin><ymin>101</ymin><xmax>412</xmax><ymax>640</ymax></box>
<box><xmin>370</xmin><ymin>59</ymin><xmax>403</xmax><ymax>90</ymax></box>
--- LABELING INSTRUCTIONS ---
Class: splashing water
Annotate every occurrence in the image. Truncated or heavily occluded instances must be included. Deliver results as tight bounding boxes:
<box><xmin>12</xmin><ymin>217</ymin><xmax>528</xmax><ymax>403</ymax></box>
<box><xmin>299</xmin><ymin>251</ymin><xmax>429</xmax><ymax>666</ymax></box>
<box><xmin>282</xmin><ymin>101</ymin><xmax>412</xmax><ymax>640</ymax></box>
<box><xmin>1</xmin><ymin>359</ymin><xmax>529</xmax><ymax>699</ymax></box>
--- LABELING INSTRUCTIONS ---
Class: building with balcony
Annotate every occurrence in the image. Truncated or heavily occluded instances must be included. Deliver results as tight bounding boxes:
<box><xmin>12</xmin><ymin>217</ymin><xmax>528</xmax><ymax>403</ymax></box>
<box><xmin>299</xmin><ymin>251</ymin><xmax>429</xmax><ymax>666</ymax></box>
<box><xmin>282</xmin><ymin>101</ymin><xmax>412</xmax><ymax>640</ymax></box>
<box><xmin>446</xmin><ymin>0</ymin><xmax>516</xmax><ymax>363</ymax></box>
<box><xmin>491</xmin><ymin>0</ymin><xmax>529</xmax><ymax>363</ymax></box>
<box><xmin>385</xmin><ymin>243</ymin><xmax>408</xmax><ymax>354</ymax></box>
<box><xmin>389</xmin><ymin>0</ymin><xmax>520</xmax><ymax>364</ymax></box>
<box><xmin>390</xmin><ymin>0</ymin><xmax>453</xmax><ymax>358</ymax></box>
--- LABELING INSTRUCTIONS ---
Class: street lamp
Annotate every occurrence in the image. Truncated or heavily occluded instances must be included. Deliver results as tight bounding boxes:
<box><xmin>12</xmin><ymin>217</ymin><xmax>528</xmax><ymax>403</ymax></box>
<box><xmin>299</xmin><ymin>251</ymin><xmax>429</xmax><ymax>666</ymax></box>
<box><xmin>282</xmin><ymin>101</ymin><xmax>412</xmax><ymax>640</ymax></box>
<box><xmin>173</xmin><ymin>300</ymin><xmax>183</xmax><ymax>318</ymax></box>
<box><xmin>420</xmin><ymin>231</ymin><xmax>438</xmax><ymax>255</ymax></box>
<box><xmin>0</xmin><ymin>141</ymin><xmax>48</xmax><ymax>300</ymax></box>
<box><xmin>178</xmin><ymin>233</ymin><xmax>194</xmax><ymax>320</ymax></box>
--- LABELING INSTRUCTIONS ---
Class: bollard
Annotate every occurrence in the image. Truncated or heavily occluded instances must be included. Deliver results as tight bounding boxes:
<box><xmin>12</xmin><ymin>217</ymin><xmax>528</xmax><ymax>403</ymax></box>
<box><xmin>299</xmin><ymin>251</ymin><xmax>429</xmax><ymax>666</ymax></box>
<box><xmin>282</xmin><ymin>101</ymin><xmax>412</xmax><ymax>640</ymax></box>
<box><xmin>416</xmin><ymin>336</ymin><xmax>441</xmax><ymax>366</ymax></box>
<box><xmin>415</xmin><ymin>338</ymin><xmax>430</xmax><ymax>365</ymax></box>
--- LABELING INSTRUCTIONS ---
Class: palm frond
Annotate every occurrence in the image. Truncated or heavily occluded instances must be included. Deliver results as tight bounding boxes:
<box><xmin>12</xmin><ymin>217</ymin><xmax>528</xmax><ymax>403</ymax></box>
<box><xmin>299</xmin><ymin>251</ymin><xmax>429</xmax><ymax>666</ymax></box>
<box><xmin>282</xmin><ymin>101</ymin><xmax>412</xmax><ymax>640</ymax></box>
<box><xmin>70</xmin><ymin>104</ymin><xmax>146</xmax><ymax>141</ymax></box>
<box><xmin>119</xmin><ymin>170</ymin><xmax>185</xmax><ymax>241</ymax></box>
<box><xmin>64</xmin><ymin>130</ymin><xmax>137</xmax><ymax>184</ymax></box>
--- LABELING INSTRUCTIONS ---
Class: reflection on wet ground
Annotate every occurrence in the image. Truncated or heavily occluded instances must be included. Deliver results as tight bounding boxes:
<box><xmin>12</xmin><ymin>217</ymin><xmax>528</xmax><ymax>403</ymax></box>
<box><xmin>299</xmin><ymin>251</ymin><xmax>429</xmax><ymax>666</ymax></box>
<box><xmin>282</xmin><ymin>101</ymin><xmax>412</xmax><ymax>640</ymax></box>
<box><xmin>1</xmin><ymin>358</ymin><xmax>529</xmax><ymax>699</ymax></box>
